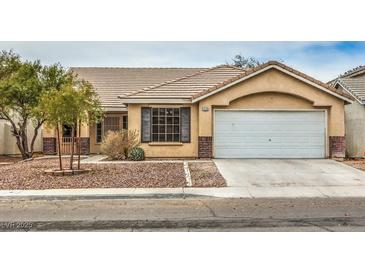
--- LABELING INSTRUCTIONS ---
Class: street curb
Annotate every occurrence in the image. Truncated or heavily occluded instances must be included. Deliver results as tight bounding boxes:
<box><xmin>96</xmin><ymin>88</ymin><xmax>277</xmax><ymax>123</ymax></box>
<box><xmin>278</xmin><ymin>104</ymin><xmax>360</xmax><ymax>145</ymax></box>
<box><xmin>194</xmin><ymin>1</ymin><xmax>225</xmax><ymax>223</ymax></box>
<box><xmin>3</xmin><ymin>186</ymin><xmax>365</xmax><ymax>200</ymax></box>
<box><xmin>1</xmin><ymin>216</ymin><xmax>363</xmax><ymax>231</ymax></box>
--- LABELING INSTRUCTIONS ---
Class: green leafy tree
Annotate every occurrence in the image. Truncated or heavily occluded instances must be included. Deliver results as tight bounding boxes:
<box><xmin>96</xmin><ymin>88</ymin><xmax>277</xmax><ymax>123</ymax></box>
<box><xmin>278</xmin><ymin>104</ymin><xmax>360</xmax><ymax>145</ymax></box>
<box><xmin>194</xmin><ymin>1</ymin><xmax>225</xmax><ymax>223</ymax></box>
<box><xmin>38</xmin><ymin>88</ymin><xmax>68</xmax><ymax>170</ymax></box>
<box><xmin>39</xmin><ymin>77</ymin><xmax>103</xmax><ymax>170</ymax></box>
<box><xmin>230</xmin><ymin>54</ymin><xmax>261</xmax><ymax>69</ymax></box>
<box><xmin>0</xmin><ymin>50</ymin><xmax>72</xmax><ymax>159</ymax></box>
<box><xmin>0</xmin><ymin>51</ymin><xmax>43</xmax><ymax>159</ymax></box>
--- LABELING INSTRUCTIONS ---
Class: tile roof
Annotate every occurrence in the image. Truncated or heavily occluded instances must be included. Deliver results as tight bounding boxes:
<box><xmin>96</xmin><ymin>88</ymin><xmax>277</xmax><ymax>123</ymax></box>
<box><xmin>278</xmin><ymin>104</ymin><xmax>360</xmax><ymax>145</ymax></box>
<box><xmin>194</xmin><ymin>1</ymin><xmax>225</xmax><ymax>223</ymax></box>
<box><xmin>337</xmin><ymin>77</ymin><xmax>365</xmax><ymax>103</ymax></box>
<box><xmin>341</xmin><ymin>65</ymin><xmax>365</xmax><ymax>78</ymax></box>
<box><xmin>122</xmin><ymin>65</ymin><xmax>245</xmax><ymax>99</ymax></box>
<box><xmin>71</xmin><ymin>67</ymin><xmax>205</xmax><ymax>108</ymax></box>
<box><xmin>122</xmin><ymin>61</ymin><xmax>353</xmax><ymax>102</ymax></box>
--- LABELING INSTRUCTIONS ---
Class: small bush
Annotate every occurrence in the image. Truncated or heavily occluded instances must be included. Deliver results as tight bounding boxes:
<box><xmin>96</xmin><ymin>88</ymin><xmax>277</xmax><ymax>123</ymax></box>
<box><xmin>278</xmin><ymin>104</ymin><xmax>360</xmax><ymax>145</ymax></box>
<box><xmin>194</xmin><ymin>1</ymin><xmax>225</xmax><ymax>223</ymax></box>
<box><xmin>129</xmin><ymin>147</ymin><xmax>145</xmax><ymax>161</ymax></box>
<box><xmin>100</xmin><ymin>129</ymin><xmax>139</xmax><ymax>160</ymax></box>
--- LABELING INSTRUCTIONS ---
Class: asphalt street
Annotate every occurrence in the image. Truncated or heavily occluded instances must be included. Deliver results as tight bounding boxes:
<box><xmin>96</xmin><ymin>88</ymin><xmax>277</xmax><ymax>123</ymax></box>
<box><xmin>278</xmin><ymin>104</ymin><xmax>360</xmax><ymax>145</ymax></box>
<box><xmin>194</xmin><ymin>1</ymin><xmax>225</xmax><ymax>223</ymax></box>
<box><xmin>1</xmin><ymin>197</ymin><xmax>365</xmax><ymax>231</ymax></box>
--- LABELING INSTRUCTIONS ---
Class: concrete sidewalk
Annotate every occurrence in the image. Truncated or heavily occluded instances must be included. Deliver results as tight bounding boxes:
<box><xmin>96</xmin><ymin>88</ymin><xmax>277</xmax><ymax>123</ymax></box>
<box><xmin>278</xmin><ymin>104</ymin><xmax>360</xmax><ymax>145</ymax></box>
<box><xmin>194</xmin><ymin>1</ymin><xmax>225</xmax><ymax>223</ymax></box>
<box><xmin>2</xmin><ymin>185</ymin><xmax>365</xmax><ymax>199</ymax></box>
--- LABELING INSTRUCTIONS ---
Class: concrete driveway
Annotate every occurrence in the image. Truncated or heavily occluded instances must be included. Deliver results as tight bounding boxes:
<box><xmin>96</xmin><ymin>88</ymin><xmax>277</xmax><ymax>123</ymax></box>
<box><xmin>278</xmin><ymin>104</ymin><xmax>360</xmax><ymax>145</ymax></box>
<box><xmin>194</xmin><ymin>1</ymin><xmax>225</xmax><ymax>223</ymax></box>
<box><xmin>214</xmin><ymin>159</ymin><xmax>365</xmax><ymax>188</ymax></box>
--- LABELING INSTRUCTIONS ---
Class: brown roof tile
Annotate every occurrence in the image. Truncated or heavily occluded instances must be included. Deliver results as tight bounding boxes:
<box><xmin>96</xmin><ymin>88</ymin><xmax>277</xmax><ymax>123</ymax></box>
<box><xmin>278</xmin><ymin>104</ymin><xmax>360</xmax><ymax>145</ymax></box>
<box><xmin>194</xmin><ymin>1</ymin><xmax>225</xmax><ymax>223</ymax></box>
<box><xmin>123</xmin><ymin>61</ymin><xmax>352</xmax><ymax>101</ymax></box>
<box><xmin>71</xmin><ymin>67</ymin><xmax>205</xmax><ymax>108</ymax></box>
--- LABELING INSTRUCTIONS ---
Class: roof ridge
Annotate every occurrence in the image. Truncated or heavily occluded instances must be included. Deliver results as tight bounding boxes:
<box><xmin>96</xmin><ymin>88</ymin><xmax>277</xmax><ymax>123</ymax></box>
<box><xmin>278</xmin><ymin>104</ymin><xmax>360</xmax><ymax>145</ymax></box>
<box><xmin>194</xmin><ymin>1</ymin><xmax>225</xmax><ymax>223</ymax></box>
<box><xmin>222</xmin><ymin>64</ymin><xmax>248</xmax><ymax>71</ymax></box>
<box><xmin>70</xmin><ymin>66</ymin><xmax>208</xmax><ymax>70</ymax></box>
<box><xmin>341</xmin><ymin>65</ymin><xmax>365</xmax><ymax>78</ymax></box>
<box><xmin>123</xmin><ymin>65</ymin><xmax>228</xmax><ymax>98</ymax></box>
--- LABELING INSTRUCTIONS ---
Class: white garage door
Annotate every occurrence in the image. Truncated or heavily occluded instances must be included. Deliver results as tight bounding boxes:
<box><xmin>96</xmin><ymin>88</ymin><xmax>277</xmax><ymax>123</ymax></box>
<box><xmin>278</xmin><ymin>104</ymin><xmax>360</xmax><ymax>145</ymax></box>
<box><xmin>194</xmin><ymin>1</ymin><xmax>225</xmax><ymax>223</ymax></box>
<box><xmin>214</xmin><ymin>111</ymin><xmax>326</xmax><ymax>158</ymax></box>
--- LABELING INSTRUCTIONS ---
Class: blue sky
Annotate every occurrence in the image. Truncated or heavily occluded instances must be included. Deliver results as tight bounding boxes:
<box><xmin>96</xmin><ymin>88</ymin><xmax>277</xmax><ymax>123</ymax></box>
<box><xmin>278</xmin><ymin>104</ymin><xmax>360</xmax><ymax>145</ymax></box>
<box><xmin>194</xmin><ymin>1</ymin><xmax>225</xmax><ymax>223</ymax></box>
<box><xmin>0</xmin><ymin>41</ymin><xmax>364</xmax><ymax>81</ymax></box>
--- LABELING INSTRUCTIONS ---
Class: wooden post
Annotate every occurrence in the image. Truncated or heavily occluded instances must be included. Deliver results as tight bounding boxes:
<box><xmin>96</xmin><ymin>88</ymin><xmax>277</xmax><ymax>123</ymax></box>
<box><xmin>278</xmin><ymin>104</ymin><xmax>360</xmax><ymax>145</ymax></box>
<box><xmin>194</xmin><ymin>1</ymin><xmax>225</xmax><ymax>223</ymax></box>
<box><xmin>77</xmin><ymin>119</ymin><xmax>81</xmax><ymax>170</ymax></box>
<box><xmin>56</xmin><ymin>124</ymin><xmax>63</xmax><ymax>171</ymax></box>
<box><xmin>70</xmin><ymin>125</ymin><xmax>75</xmax><ymax>170</ymax></box>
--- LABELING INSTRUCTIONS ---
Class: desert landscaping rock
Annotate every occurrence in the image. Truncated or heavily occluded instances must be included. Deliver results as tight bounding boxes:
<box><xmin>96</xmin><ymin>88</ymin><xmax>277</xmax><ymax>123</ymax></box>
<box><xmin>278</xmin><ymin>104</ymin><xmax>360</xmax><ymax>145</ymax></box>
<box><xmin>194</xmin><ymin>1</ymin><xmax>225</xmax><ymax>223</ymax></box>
<box><xmin>342</xmin><ymin>159</ymin><xmax>365</xmax><ymax>172</ymax></box>
<box><xmin>0</xmin><ymin>158</ymin><xmax>187</xmax><ymax>189</ymax></box>
<box><xmin>44</xmin><ymin>169</ymin><xmax>91</xmax><ymax>176</ymax></box>
<box><xmin>189</xmin><ymin>161</ymin><xmax>226</xmax><ymax>187</ymax></box>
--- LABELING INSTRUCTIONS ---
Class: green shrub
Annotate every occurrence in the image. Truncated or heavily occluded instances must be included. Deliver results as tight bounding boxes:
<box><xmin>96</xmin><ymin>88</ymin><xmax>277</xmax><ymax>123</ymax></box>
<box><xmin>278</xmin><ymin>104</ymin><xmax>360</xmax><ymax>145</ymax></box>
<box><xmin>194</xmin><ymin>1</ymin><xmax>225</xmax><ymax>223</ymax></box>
<box><xmin>129</xmin><ymin>147</ymin><xmax>145</xmax><ymax>161</ymax></box>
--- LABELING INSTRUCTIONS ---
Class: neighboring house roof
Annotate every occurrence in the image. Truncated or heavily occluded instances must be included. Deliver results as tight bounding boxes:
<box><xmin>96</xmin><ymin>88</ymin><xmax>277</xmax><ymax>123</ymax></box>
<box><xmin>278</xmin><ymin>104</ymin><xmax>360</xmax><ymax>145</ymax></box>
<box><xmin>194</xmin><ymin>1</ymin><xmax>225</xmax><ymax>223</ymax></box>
<box><xmin>331</xmin><ymin>66</ymin><xmax>365</xmax><ymax>104</ymax></box>
<box><xmin>120</xmin><ymin>61</ymin><xmax>353</xmax><ymax>103</ymax></box>
<box><xmin>340</xmin><ymin>65</ymin><xmax>365</xmax><ymax>78</ymax></box>
<box><xmin>71</xmin><ymin>67</ymin><xmax>205</xmax><ymax>110</ymax></box>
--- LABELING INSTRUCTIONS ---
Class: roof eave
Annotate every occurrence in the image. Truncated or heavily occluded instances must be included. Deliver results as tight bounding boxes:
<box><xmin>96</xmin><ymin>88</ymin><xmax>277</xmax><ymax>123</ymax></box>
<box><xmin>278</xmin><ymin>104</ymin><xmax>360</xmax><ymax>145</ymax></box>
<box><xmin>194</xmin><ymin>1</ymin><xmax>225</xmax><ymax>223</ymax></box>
<box><xmin>192</xmin><ymin>64</ymin><xmax>354</xmax><ymax>104</ymax></box>
<box><xmin>335</xmin><ymin>81</ymin><xmax>362</xmax><ymax>104</ymax></box>
<box><xmin>118</xmin><ymin>97</ymin><xmax>192</xmax><ymax>104</ymax></box>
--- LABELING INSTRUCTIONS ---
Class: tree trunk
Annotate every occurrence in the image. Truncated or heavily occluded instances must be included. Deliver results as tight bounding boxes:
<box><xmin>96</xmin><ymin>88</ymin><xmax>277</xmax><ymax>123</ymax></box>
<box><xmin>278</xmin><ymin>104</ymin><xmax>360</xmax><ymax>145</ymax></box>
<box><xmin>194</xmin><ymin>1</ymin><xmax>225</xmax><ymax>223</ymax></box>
<box><xmin>8</xmin><ymin>119</ymin><xmax>28</xmax><ymax>160</ymax></box>
<box><xmin>1</xmin><ymin>114</ymin><xmax>39</xmax><ymax>160</ymax></box>
<box><xmin>56</xmin><ymin>124</ymin><xmax>63</xmax><ymax>171</ymax></box>
<box><xmin>77</xmin><ymin>120</ymin><xmax>81</xmax><ymax>170</ymax></box>
<box><xmin>14</xmin><ymin>134</ymin><xmax>28</xmax><ymax>160</ymax></box>
<box><xmin>70</xmin><ymin>125</ymin><xmax>75</xmax><ymax>170</ymax></box>
<box><xmin>29</xmin><ymin>120</ymin><xmax>44</xmax><ymax>158</ymax></box>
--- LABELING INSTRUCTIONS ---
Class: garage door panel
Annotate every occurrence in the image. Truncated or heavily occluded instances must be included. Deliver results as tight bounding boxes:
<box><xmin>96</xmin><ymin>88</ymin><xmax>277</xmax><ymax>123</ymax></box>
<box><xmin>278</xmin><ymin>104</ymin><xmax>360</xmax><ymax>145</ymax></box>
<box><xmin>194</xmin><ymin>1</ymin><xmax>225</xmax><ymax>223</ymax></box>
<box><xmin>215</xmin><ymin>136</ymin><xmax>324</xmax><ymax>145</ymax></box>
<box><xmin>215</xmin><ymin>123</ymin><xmax>325</xmax><ymax>131</ymax></box>
<box><xmin>214</xmin><ymin>111</ymin><xmax>325</xmax><ymax>159</ymax></box>
<box><xmin>216</xmin><ymin>148</ymin><xmax>324</xmax><ymax>158</ymax></box>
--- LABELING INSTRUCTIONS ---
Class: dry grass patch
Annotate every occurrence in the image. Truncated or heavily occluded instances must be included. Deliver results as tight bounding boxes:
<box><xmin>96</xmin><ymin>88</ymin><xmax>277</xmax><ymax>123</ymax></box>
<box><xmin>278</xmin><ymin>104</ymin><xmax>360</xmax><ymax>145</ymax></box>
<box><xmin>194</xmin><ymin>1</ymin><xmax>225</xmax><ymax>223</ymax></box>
<box><xmin>189</xmin><ymin>161</ymin><xmax>226</xmax><ymax>187</ymax></box>
<box><xmin>0</xmin><ymin>158</ymin><xmax>186</xmax><ymax>190</ymax></box>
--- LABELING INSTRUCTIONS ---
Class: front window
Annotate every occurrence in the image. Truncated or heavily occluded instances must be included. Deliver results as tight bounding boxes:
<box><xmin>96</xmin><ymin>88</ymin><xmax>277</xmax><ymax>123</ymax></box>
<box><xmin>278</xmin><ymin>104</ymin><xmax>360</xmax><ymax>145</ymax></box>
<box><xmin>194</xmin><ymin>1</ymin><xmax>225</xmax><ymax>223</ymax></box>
<box><xmin>96</xmin><ymin>123</ymin><xmax>102</xmax><ymax>143</ymax></box>
<box><xmin>96</xmin><ymin>116</ymin><xmax>128</xmax><ymax>143</ymax></box>
<box><xmin>122</xmin><ymin>115</ymin><xmax>128</xmax><ymax>130</ymax></box>
<box><xmin>152</xmin><ymin>108</ymin><xmax>180</xmax><ymax>142</ymax></box>
<box><xmin>62</xmin><ymin>124</ymin><xmax>76</xmax><ymax>138</ymax></box>
<box><xmin>104</xmin><ymin>117</ymin><xmax>120</xmax><ymax>134</ymax></box>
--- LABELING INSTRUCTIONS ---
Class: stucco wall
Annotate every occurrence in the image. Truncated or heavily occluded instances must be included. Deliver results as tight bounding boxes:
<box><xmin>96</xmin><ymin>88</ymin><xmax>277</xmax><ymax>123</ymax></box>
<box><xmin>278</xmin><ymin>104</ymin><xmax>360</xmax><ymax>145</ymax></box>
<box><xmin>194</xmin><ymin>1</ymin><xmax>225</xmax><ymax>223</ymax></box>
<box><xmin>42</xmin><ymin>113</ymin><xmax>128</xmax><ymax>154</ymax></box>
<box><xmin>128</xmin><ymin>104</ymin><xmax>199</xmax><ymax>158</ymax></box>
<box><xmin>345</xmin><ymin>101</ymin><xmax>365</xmax><ymax>157</ymax></box>
<box><xmin>124</xmin><ymin>68</ymin><xmax>347</xmax><ymax>158</ymax></box>
<box><xmin>198</xmin><ymin>69</ymin><xmax>345</xmax><ymax>137</ymax></box>
<box><xmin>0</xmin><ymin>120</ymin><xmax>43</xmax><ymax>155</ymax></box>
<box><xmin>90</xmin><ymin>112</ymin><xmax>127</xmax><ymax>154</ymax></box>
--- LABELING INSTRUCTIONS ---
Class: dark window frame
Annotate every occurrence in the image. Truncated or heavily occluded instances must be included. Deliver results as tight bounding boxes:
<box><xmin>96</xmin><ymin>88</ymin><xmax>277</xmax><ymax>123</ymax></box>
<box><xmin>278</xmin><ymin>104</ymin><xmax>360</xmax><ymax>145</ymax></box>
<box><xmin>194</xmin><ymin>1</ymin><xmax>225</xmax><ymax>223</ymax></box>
<box><xmin>95</xmin><ymin>115</ymin><xmax>128</xmax><ymax>144</ymax></box>
<box><xmin>122</xmin><ymin>115</ymin><xmax>128</xmax><ymax>130</ymax></box>
<box><xmin>151</xmin><ymin>107</ymin><xmax>181</xmax><ymax>142</ymax></box>
<box><xmin>62</xmin><ymin>124</ymin><xmax>77</xmax><ymax>140</ymax></box>
<box><xmin>96</xmin><ymin>122</ymin><xmax>102</xmax><ymax>143</ymax></box>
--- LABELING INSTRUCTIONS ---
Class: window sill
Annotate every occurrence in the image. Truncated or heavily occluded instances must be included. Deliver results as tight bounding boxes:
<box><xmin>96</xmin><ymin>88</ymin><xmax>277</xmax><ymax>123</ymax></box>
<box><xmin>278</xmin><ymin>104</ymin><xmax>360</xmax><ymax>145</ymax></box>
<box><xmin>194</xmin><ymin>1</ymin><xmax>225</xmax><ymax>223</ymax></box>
<box><xmin>147</xmin><ymin>142</ymin><xmax>184</xmax><ymax>146</ymax></box>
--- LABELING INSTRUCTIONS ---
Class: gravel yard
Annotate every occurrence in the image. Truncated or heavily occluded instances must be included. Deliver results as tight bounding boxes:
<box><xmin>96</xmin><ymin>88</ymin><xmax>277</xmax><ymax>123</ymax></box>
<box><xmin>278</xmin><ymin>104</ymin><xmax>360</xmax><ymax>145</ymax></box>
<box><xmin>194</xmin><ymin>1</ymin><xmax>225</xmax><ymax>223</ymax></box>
<box><xmin>0</xmin><ymin>155</ymin><xmax>22</xmax><ymax>163</ymax></box>
<box><xmin>342</xmin><ymin>158</ymin><xmax>365</xmax><ymax>171</ymax></box>
<box><xmin>0</xmin><ymin>158</ymin><xmax>186</xmax><ymax>189</ymax></box>
<box><xmin>189</xmin><ymin>162</ymin><xmax>226</xmax><ymax>187</ymax></box>
<box><xmin>0</xmin><ymin>158</ymin><xmax>226</xmax><ymax>190</ymax></box>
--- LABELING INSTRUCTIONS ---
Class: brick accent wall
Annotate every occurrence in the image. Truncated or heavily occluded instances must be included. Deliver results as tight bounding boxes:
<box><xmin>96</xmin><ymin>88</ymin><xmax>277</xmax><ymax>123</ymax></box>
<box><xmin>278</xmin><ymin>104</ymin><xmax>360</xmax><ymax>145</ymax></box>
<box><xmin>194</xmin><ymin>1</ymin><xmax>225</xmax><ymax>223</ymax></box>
<box><xmin>329</xmin><ymin>136</ymin><xmax>346</xmax><ymax>158</ymax></box>
<box><xmin>43</xmin><ymin>137</ymin><xmax>57</xmax><ymax>155</ymax></box>
<box><xmin>79</xmin><ymin>137</ymin><xmax>90</xmax><ymax>155</ymax></box>
<box><xmin>198</xmin><ymin>136</ymin><xmax>213</xmax><ymax>158</ymax></box>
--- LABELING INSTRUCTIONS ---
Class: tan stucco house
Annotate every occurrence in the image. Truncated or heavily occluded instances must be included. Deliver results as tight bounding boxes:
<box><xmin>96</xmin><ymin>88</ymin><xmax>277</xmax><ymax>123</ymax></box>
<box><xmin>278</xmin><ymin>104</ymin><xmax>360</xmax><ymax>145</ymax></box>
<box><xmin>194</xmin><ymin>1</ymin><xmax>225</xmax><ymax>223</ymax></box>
<box><xmin>331</xmin><ymin>65</ymin><xmax>365</xmax><ymax>157</ymax></box>
<box><xmin>42</xmin><ymin>61</ymin><xmax>352</xmax><ymax>159</ymax></box>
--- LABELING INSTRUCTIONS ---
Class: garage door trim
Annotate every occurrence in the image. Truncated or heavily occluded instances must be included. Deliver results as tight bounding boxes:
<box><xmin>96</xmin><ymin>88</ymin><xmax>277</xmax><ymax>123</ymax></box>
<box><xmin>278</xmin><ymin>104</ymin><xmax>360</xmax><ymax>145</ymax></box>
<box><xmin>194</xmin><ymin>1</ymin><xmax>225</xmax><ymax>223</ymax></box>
<box><xmin>213</xmin><ymin>109</ymin><xmax>328</xmax><ymax>158</ymax></box>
